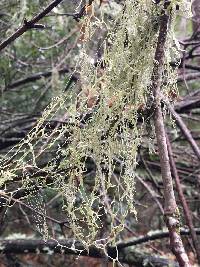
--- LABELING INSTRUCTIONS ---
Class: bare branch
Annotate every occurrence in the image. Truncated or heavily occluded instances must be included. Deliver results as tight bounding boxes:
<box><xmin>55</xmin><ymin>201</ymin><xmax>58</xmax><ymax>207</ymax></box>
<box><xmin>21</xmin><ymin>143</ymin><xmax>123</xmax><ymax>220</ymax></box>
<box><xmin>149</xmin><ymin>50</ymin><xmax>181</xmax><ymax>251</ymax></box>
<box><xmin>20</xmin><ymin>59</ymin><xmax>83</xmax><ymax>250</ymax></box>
<box><xmin>0</xmin><ymin>0</ymin><xmax>65</xmax><ymax>51</ymax></box>
<box><xmin>0</xmin><ymin>0</ymin><xmax>97</xmax><ymax>52</ymax></box>
<box><xmin>167</xmin><ymin>103</ymin><xmax>200</xmax><ymax>161</ymax></box>
<box><xmin>166</xmin><ymin>135</ymin><xmax>200</xmax><ymax>264</ymax></box>
<box><xmin>150</xmin><ymin>1</ymin><xmax>190</xmax><ymax>265</ymax></box>
<box><xmin>4</xmin><ymin>68</ymin><xmax>78</xmax><ymax>91</ymax></box>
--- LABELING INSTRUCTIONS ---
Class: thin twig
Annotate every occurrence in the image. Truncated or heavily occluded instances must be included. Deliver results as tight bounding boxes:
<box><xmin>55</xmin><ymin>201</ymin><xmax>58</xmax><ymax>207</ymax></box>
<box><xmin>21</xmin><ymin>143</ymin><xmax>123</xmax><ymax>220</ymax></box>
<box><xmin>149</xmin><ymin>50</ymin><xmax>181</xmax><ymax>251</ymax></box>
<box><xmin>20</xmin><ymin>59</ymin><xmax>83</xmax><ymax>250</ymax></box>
<box><xmin>166</xmin><ymin>135</ymin><xmax>200</xmax><ymax>264</ymax></box>
<box><xmin>167</xmin><ymin>103</ymin><xmax>200</xmax><ymax>161</ymax></box>
<box><xmin>0</xmin><ymin>0</ymin><xmax>65</xmax><ymax>51</ymax></box>
<box><xmin>135</xmin><ymin>174</ymin><xmax>164</xmax><ymax>214</ymax></box>
<box><xmin>0</xmin><ymin>191</ymin><xmax>70</xmax><ymax>229</ymax></box>
<box><xmin>4</xmin><ymin>68</ymin><xmax>77</xmax><ymax>91</ymax></box>
<box><xmin>0</xmin><ymin>0</ymin><xmax>96</xmax><ymax>51</ymax></box>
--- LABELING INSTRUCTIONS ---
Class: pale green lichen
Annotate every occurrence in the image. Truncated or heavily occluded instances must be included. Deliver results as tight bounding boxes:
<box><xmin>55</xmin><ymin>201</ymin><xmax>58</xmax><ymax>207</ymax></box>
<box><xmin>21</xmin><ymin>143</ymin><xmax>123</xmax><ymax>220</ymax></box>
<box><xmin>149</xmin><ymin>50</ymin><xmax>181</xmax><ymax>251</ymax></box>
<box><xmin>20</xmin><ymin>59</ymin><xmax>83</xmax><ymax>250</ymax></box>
<box><xmin>0</xmin><ymin>0</ymin><xmax>191</xmax><ymax>250</ymax></box>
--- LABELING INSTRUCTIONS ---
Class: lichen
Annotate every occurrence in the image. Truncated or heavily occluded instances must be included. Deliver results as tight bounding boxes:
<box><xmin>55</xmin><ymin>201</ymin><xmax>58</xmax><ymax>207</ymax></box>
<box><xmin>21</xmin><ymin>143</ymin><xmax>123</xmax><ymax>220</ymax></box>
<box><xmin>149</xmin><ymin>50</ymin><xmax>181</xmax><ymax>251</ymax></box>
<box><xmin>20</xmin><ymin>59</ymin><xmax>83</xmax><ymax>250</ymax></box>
<box><xmin>0</xmin><ymin>0</ymin><xmax>191</xmax><ymax>250</ymax></box>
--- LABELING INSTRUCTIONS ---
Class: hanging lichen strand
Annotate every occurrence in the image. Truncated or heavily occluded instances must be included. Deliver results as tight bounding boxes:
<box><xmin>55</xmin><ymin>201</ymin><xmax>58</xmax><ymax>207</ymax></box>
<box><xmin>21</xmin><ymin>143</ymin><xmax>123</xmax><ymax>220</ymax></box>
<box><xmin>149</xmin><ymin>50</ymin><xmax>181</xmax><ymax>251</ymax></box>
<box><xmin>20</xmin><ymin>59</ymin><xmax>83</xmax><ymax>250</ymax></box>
<box><xmin>0</xmin><ymin>0</ymin><xmax>191</xmax><ymax>250</ymax></box>
<box><xmin>70</xmin><ymin>0</ymin><xmax>160</xmax><ymax>245</ymax></box>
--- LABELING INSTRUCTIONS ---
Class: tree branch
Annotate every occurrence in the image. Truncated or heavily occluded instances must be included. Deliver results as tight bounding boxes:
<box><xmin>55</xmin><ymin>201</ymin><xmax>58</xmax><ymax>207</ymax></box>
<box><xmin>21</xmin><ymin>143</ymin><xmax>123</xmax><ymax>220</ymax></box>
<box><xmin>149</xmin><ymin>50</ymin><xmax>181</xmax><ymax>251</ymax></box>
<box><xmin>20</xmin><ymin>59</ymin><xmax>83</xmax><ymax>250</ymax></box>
<box><xmin>177</xmin><ymin>73</ymin><xmax>200</xmax><ymax>82</ymax></box>
<box><xmin>167</xmin><ymin>103</ymin><xmax>200</xmax><ymax>161</ymax></box>
<box><xmin>150</xmin><ymin>1</ymin><xmax>190</xmax><ymax>265</ymax></box>
<box><xmin>116</xmin><ymin>228</ymin><xmax>200</xmax><ymax>249</ymax></box>
<box><xmin>0</xmin><ymin>238</ymin><xmax>179</xmax><ymax>267</ymax></box>
<box><xmin>166</xmin><ymin>135</ymin><xmax>200</xmax><ymax>264</ymax></box>
<box><xmin>0</xmin><ymin>0</ymin><xmax>65</xmax><ymax>52</ymax></box>
<box><xmin>4</xmin><ymin>68</ymin><xmax>78</xmax><ymax>91</ymax></box>
<box><xmin>0</xmin><ymin>0</ymin><xmax>96</xmax><ymax>52</ymax></box>
<box><xmin>174</xmin><ymin>89</ymin><xmax>200</xmax><ymax>113</ymax></box>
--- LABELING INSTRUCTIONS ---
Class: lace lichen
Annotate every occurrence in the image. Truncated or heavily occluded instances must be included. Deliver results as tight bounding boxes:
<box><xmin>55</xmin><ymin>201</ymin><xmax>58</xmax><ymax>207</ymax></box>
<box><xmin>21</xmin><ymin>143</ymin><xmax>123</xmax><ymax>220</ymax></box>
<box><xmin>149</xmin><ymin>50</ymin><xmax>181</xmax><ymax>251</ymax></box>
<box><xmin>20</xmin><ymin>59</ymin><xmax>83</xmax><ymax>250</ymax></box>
<box><xmin>0</xmin><ymin>0</ymin><xmax>191</xmax><ymax>252</ymax></box>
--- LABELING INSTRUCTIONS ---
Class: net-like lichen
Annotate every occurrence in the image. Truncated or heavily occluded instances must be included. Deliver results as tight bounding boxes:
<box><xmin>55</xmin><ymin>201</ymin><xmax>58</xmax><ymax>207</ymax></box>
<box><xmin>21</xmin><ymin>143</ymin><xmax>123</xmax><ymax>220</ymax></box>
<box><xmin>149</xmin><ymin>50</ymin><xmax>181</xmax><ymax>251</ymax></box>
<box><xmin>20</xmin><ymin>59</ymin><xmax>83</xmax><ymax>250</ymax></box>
<box><xmin>0</xmin><ymin>0</ymin><xmax>191</xmax><ymax>251</ymax></box>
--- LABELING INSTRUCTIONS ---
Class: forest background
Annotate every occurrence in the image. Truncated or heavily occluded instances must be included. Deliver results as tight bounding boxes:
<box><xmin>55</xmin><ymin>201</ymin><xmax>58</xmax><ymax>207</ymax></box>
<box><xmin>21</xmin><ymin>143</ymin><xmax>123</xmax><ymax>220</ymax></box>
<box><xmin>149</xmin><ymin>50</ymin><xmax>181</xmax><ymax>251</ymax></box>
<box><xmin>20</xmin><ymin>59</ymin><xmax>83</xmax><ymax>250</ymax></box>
<box><xmin>0</xmin><ymin>0</ymin><xmax>200</xmax><ymax>266</ymax></box>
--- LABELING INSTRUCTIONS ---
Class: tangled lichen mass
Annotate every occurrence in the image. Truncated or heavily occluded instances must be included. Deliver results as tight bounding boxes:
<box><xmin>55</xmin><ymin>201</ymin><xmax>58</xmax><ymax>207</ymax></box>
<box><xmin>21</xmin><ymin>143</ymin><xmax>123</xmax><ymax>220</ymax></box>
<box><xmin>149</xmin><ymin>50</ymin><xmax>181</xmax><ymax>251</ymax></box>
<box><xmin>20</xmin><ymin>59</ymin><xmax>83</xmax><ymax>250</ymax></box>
<box><xmin>0</xmin><ymin>0</ymin><xmax>190</xmax><ymax>250</ymax></box>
